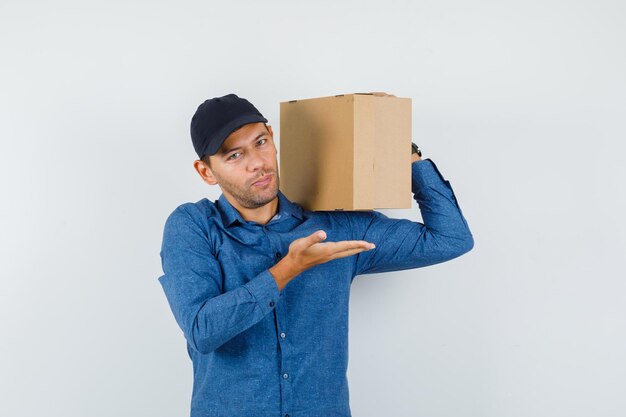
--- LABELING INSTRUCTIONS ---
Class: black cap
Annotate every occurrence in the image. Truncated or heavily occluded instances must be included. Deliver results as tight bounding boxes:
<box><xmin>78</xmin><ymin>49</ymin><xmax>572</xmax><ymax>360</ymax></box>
<box><xmin>190</xmin><ymin>94</ymin><xmax>268</xmax><ymax>160</ymax></box>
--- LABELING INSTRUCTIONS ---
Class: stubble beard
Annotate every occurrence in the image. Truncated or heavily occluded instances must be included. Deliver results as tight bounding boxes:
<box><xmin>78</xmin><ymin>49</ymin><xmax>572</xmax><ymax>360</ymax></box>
<box><xmin>215</xmin><ymin>170</ymin><xmax>280</xmax><ymax>209</ymax></box>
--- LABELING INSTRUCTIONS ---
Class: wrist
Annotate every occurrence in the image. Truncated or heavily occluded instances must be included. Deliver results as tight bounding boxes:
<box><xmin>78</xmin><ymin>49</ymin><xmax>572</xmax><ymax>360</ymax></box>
<box><xmin>411</xmin><ymin>142</ymin><xmax>422</xmax><ymax>163</ymax></box>
<box><xmin>269</xmin><ymin>255</ymin><xmax>300</xmax><ymax>291</ymax></box>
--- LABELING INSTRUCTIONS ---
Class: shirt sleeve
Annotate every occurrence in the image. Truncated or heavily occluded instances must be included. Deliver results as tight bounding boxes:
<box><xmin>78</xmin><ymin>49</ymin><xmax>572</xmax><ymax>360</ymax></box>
<box><xmin>158</xmin><ymin>206</ymin><xmax>280</xmax><ymax>354</ymax></box>
<box><xmin>351</xmin><ymin>158</ymin><xmax>474</xmax><ymax>276</ymax></box>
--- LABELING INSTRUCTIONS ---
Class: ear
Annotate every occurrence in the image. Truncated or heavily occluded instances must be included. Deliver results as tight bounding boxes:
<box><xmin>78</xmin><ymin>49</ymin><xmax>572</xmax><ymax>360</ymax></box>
<box><xmin>193</xmin><ymin>159</ymin><xmax>218</xmax><ymax>185</ymax></box>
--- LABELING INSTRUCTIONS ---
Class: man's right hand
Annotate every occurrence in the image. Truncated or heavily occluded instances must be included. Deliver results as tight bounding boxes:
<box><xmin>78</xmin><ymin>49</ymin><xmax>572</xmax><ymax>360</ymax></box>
<box><xmin>269</xmin><ymin>230</ymin><xmax>375</xmax><ymax>291</ymax></box>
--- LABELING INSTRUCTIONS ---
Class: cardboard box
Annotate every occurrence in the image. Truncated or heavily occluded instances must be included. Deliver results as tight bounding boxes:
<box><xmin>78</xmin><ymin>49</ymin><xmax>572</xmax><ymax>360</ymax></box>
<box><xmin>279</xmin><ymin>93</ymin><xmax>412</xmax><ymax>211</ymax></box>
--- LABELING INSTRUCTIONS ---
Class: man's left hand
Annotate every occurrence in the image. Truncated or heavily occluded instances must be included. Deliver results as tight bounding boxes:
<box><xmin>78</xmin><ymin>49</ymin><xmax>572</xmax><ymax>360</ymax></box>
<box><xmin>369</xmin><ymin>91</ymin><xmax>396</xmax><ymax>97</ymax></box>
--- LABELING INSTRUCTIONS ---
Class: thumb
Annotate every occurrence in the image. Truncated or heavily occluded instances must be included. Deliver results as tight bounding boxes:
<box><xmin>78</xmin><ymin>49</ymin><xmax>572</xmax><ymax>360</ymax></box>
<box><xmin>304</xmin><ymin>230</ymin><xmax>326</xmax><ymax>246</ymax></box>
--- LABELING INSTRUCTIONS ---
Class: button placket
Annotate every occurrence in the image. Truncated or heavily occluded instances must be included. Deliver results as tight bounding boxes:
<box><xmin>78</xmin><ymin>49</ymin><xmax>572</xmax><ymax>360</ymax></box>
<box><xmin>268</xmin><ymin>227</ymin><xmax>292</xmax><ymax>414</ymax></box>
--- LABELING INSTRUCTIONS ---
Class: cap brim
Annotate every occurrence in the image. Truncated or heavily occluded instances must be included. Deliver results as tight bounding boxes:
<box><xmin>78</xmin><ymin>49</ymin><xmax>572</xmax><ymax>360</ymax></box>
<box><xmin>202</xmin><ymin>114</ymin><xmax>269</xmax><ymax>158</ymax></box>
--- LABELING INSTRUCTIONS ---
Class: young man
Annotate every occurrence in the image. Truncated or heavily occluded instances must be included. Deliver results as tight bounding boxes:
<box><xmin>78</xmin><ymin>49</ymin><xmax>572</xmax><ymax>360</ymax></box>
<box><xmin>158</xmin><ymin>93</ymin><xmax>474</xmax><ymax>417</ymax></box>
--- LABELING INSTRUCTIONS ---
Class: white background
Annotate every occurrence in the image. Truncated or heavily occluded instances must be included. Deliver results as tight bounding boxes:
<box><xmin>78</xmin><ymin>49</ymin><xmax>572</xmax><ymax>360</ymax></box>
<box><xmin>1</xmin><ymin>1</ymin><xmax>625</xmax><ymax>416</ymax></box>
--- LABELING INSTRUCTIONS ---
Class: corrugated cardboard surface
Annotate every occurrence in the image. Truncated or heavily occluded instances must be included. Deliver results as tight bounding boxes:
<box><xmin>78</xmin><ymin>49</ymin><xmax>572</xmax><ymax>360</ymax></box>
<box><xmin>280</xmin><ymin>93</ymin><xmax>412</xmax><ymax>211</ymax></box>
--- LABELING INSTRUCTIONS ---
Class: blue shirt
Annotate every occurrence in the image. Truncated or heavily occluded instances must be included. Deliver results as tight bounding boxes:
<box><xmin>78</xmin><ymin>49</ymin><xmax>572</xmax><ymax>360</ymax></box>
<box><xmin>158</xmin><ymin>159</ymin><xmax>473</xmax><ymax>417</ymax></box>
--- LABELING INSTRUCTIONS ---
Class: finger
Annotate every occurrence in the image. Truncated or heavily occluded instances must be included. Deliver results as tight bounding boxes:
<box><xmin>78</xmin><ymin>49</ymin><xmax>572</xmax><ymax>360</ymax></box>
<box><xmin>316</xmin><ymin>244</ymin><xmax>375</xmax><ymax>260</ymax></box>
<box><xmin>329</xmin><ymin>247</ymin><xmax>374</xmax><ymax>260</ymax></box>
<box><xmin>333</xmin><ymin>241</ymin><xmax>376</xmax><ymax>254</ymax></box>
<box><xmin>322</xmin><ymin>240</ymin><xmax>375</xmax><ymax>252</ymax></box>
<box><xmin>369</xmin><ymin>92</ymin><xmax>395</xmax><ymax>97</ymax></box>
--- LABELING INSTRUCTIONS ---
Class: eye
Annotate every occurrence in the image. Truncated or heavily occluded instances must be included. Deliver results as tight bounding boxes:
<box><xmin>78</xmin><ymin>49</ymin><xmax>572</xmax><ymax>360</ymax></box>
<box><xmin>227</xmin><ymin>152</ymin><xmax>241</xmax><ymax>160</ymax></box>
<box><xmin>257</xmin><ymin>138</ymin><xmax>267</xmax><ymax>146</ymax></box>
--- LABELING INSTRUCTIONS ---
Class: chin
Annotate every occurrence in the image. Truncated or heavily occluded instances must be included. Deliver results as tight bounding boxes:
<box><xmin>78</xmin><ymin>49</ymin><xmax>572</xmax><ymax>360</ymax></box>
<box><xmin>242</xmin><ymin>187</ymin><xmax>278</xmax><ymax>209</ymax></box>
<box><xmin>258</xmin><ymin>188</ymin><xmax>279</xmax><ymax>205</ymax></box>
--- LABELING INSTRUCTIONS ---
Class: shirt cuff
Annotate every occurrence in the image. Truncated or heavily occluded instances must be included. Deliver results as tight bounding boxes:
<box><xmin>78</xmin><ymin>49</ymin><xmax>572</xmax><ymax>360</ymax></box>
<box><xmin>243</xmin><ymin>269</ymin><xmax>281</xmax><ymax>315</ymax></box>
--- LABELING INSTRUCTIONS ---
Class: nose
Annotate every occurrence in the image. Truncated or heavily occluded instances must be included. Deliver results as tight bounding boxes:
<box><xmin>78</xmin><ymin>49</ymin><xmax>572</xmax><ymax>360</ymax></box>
<box><xmin>246</xmin><ymin>148</ymin><xmax>265</xmax><ymax>171</ymax></box>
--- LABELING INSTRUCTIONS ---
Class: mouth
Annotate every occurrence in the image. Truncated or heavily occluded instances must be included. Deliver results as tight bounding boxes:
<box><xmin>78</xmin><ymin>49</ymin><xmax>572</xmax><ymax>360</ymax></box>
<box><xmin>252</xmin><ymin>174</ymin><xmax>273</xmax><ymax>187</ymax></box>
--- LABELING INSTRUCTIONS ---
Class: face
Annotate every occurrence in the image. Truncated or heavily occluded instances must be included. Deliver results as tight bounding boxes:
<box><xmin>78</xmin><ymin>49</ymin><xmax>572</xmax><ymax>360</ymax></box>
<box><xmin>198</xmin><ymin>122</ymin><xmax>279</xmax><ymax>209</ymax></box>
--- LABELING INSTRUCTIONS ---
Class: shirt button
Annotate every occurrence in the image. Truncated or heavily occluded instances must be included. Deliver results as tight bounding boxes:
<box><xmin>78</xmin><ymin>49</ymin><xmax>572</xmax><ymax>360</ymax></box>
<box><xmin>269</xmin><ymin>301</ymin><xmax>275</xmax><ymax>307</ymax></box>
<box><xmin>280</xmin><ymin>332</ymin><xmax>286</xmax><ymax>339</ymax></box>
<box><xmin>282</xmin><ymin>373</ymin><xmax>289</xmax><ymax>379</ymax></box>
<box><xmin>275</xmin><ymin>252</ymin><xmax>282</xmax><ymax>259</ymax></box>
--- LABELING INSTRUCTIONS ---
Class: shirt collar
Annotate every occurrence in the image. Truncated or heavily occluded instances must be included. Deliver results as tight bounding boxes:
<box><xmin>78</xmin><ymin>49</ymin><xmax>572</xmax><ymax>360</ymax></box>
<box><xmin>217</xmin><ymin>190</ymin><xmax>303</xmax><ymax>228</ymax></box>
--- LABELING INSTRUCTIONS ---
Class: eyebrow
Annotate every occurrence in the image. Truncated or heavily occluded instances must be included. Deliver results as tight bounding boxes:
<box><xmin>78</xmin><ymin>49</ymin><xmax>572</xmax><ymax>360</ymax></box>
<box><xmin>220</xmin><ymin>132</ymin><xmax>268</xmax><ymax>156</ymax></box>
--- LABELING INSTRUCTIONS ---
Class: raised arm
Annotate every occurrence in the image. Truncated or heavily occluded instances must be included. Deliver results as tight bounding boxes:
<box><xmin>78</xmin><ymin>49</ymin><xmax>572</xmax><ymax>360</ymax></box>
<box><xmin>352</xmin><ymin>158</ymin><xmax>474</xmax><ymax>276</ymax></box>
